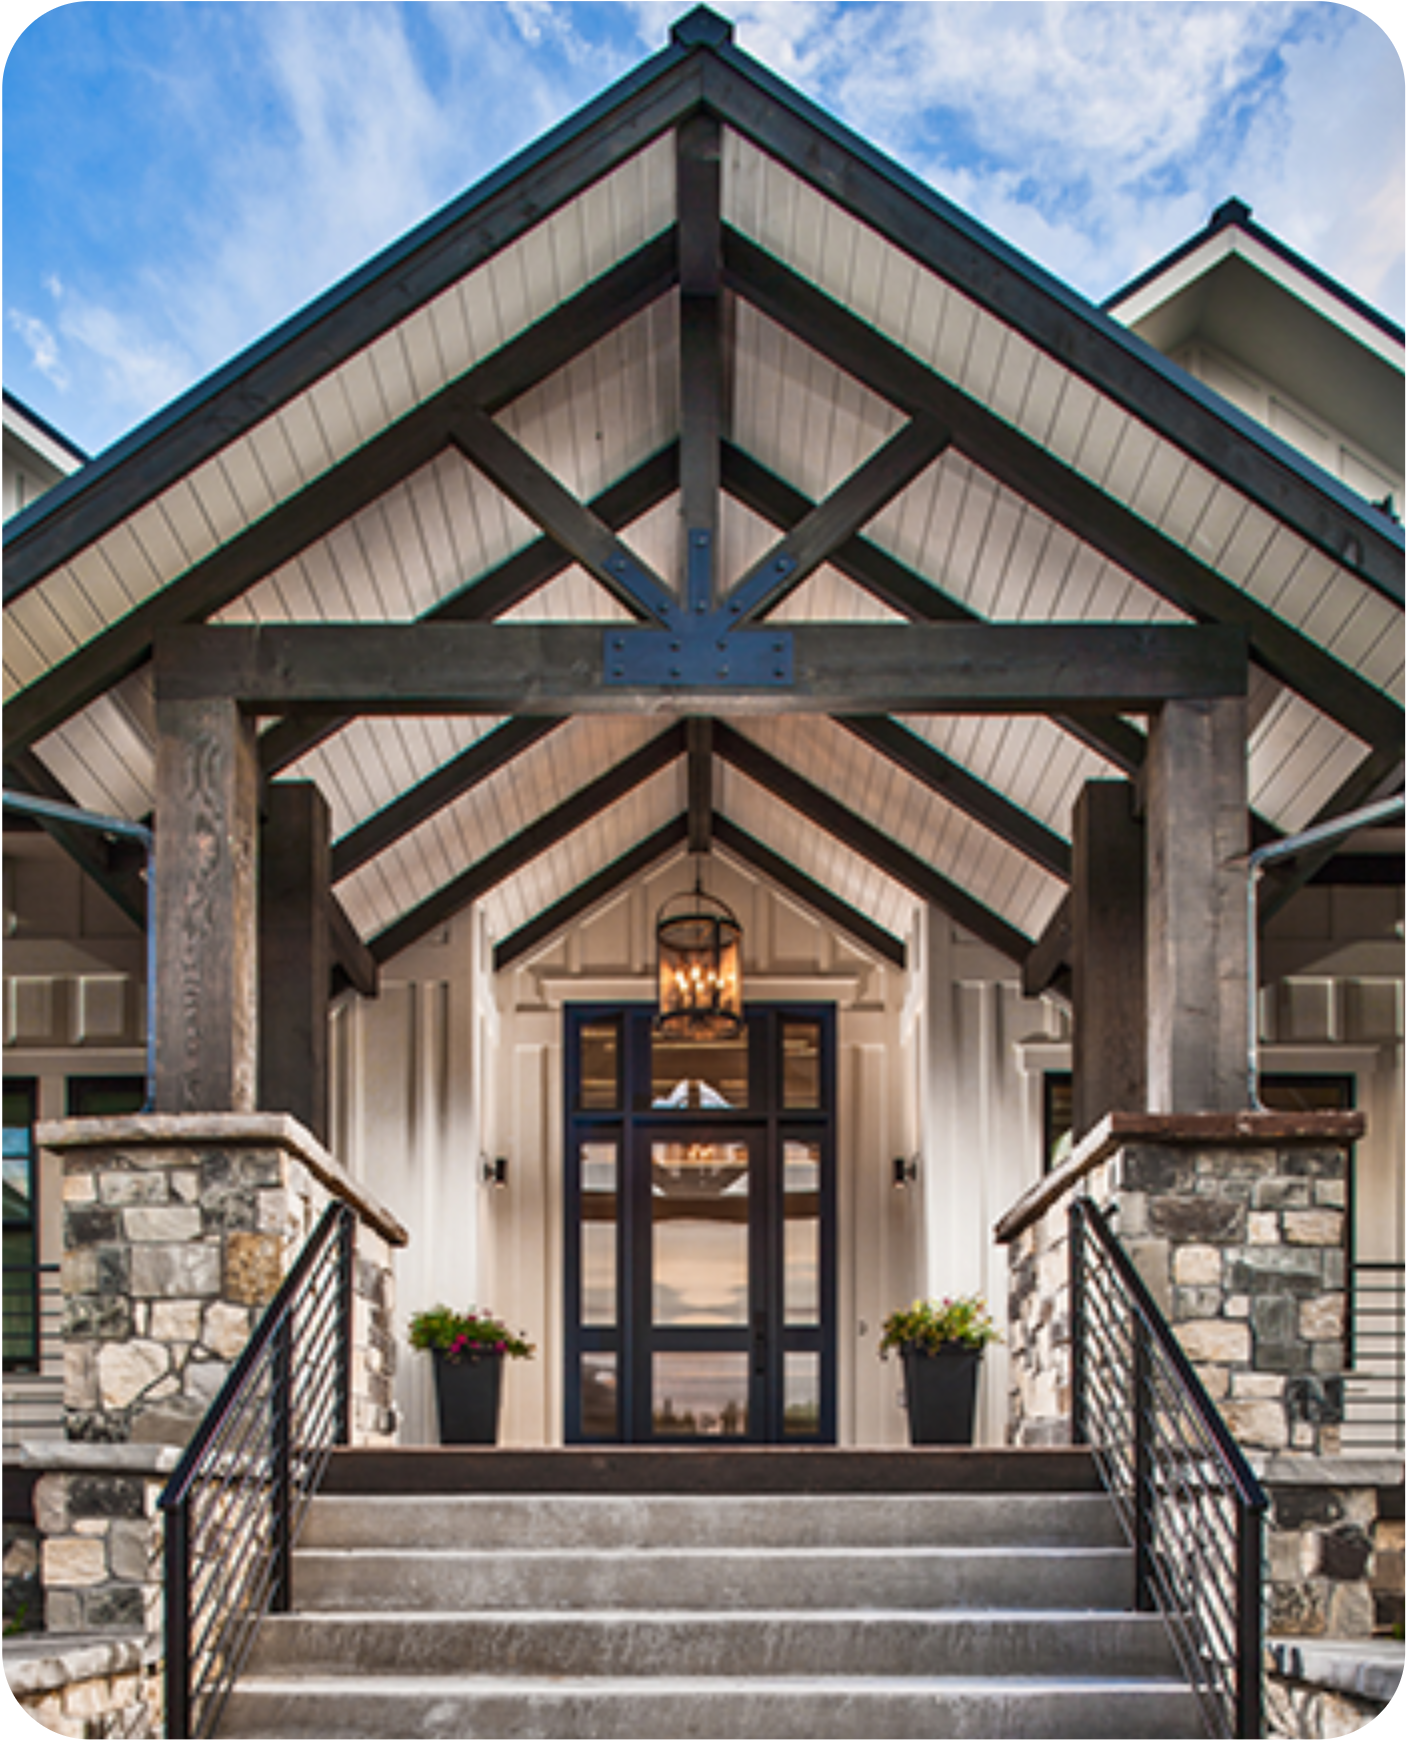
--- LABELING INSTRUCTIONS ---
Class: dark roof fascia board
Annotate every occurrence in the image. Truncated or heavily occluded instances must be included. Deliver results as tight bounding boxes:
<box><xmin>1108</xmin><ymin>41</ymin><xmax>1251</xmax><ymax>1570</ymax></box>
<box><xmin>3</xmin><ymin>46</ymin><xmax>705</xmax><ymax>596</ymax></box>
<box><xmin>1103</xmin><ymin>208</ymin><xmax>1407</xmax><ymax>349</ymax></box>
<box><xmin>699</xmin><ymin>50</ymin><xmax>1404</xmax><ymax>604</ymax></box>
<box><xmin>2</xmin><ymin>391</ymin><xmax>90</xmax><ymax>465</ymax></box>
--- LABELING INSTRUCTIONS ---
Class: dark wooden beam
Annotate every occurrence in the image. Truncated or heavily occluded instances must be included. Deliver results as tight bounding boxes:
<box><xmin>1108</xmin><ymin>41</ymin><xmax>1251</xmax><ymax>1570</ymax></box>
<box><xmin>327</xmin><ymin>891</ymin><xmax>379</xmax><ymax>1000</ymax></box>
<box><xmin>259</xmin><ymin>445</ymin><xmax>680</xmax><ymax>776</ymax></box>
<box><xmin>677</xmin><ymin>112</ymin><xmax>724</xmax><ymax>615</ymax></box>
<box><xmin>703</xmin><ymin>53</ymin><xmax>1403</xmax><ymax>604</ymax></box>
<box><xmin>726</xmin><ymin>415</ymin><xmax>950</xmax><ymax>623</ymax></box>
<box><xmin>712</xmin><ymin>720</ymin><xmax>1031</xmax><ymax>963</ymax></box>
<box><xmin>5</xmin><ymin>235</ymin><xmax>678</xmax><ymax>758</ymax></box>
<box><xmin>155</xmin><ymin>621</ymin><xmax>1248</xmax><ymax>715</ymax></box>
<box><xmin>369</xmin><ymin>724</ymin><xmax>686</xmax><ymax>963</ymax></box>
<box><xmin>720</xmin><ymin>442</ymin><xmax>1149</xmax><ymax>778</ymax></box>
<box><xmin>154</xmin><ymin>696</ymin><xmax>259</xmax><ymax>1112</ymax></box>
<box><xmin>1021</xmin><ymin>896</ymin><xmax>1071</xmax><ymax>1001</ymax></box>
<box><xmin>3</xmin><ymin>45</ymin><xmax>704</xmax><ymax>594</ymax></box>
<box><xmin>712</xmin><ymin>814</ymin><xmax>906</xmax><ymax>968</ymax></box>
<box><xmin>1070</xmin><ymin>781</ymin><xmax>1146</xmax><ymax>1137</ymax></box>
<box><xmin>450</xmin><ymin>410</ymin><xmax>679</xmax><ymax>626</ymax></box>
<box><xmin>2</xmin><ymin>750</ymin><xmax>148</xmax><ymax>928</ymax></box>
<box><xmin>494</xmin><ymin>816</ymin><xmax>689</xmax><ymax>971</ymax></box>
<box><xmin>331</xmin><ymin>718</ymin><xmax>562</xmax><ymax>882</ymax></box>
<box><xmin>1259</xmin><ymin>746</ymin><xmax>1405</xmax><ymax>923</ymax></box>
<box><xmin>259</xmin><ymin>783</ymin><xmax>332</xmax><ymax>1142</ymax></box>
<box><xmin>839</xmin><ymin>716</ymin><xmax>1071</xmax><ymax>880</ymax></box>
<box><xmin>724</xmin><ymin>230</ymin><xmax>1404</xmax><ymax>758</ymax></box>
<box><xmin>686</xmin><ymin>717</ymin><xmax>714</xmax><ymax>854</ymax></box>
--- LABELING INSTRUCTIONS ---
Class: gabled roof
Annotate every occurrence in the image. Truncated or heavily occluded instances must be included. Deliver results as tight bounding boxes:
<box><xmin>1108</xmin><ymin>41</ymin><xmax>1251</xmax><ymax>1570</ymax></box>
<box><xmin>4</xmin><ymin>6</ymin><xmax>1402</xmax><ymax>979</ymax></box>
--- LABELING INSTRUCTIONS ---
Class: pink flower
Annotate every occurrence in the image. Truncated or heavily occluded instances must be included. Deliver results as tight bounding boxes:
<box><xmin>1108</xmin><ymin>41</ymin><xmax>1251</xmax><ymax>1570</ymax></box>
<box><xmin>495</xmin><ymin>1340</ymin><xmax>507</xmax><ymax>1354</ymax></box>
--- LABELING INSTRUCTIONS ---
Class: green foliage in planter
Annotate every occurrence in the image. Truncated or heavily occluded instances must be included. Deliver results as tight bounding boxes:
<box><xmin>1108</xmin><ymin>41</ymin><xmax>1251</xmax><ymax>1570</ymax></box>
<box><xmin>408</xmin><ymin>1304</ymin><xmax>534</xmax><ymax>1363</ymax></box>
<box><xmin>879</xmin><ymin>1295</ymin><xmax>1001</xmax><ymax>1358</ymax></box>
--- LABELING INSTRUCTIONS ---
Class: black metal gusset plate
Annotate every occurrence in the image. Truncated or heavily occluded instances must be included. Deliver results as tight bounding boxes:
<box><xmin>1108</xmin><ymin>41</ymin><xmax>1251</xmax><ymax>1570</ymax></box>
<box><xmin>603</xmin><ymin>626</ymin><xmax>794</xmax><ymax>687</ymax></box>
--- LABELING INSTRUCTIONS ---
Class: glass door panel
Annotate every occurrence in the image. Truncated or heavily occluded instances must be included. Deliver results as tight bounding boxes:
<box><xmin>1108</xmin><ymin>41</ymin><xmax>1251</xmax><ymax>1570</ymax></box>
<box><xmin>782</xmin><ymin>1138</ymin><xmax>821</xmax><ymax>1326</ymax></box>
<box><xmin>579</xmin><ymin>1141</ymin><xmax>618</xmax><ymax>1327</ymax></box>
<box><xmin>652</xmin><ymin>1353</ymin><xmax>749</xmax><ymax>1437</ymax></box>
<box><xmin>651</xmin><ymin>1139</ymin><xmax>750</xmax><ymax>1327</ymax></box>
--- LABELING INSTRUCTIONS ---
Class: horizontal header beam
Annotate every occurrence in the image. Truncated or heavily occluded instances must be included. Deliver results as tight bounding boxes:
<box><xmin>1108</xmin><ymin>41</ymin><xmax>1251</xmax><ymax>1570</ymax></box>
<box><xmin>153</xmin><ymin>622</ymin><xmax>1247</xmax><ymax>716</ymax></box>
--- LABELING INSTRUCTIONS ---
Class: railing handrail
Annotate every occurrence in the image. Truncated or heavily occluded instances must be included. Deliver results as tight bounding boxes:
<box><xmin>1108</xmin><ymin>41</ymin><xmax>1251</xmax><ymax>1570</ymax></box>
<box><xmin>158</xmin><ymin>1202</ymin><xmax>349</xmax><ymax>1514</ymax></box>
<box><xmin>1074</xmin><ymin>1196</ymin><xmax>1268</xmax><ymax>1515</ymax></box>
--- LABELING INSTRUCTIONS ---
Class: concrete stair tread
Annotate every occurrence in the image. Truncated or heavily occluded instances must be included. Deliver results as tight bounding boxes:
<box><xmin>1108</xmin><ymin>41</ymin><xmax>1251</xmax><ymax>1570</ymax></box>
<box><xmin>230</xmin><ymin>1672</ymin><xmax>1194</xmax><ymax>1692</ymax></box>
<box><xmin>294</xmin><ymin>1544</ymin><xmax>1130</xmax><ymax>1561</ymax></box>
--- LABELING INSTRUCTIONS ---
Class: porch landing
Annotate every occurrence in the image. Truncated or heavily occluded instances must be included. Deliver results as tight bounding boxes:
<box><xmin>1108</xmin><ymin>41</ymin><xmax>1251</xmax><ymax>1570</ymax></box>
<box><xmin>320</xmin><ymin>1446</ymin><xmax>1101</xmax><ymax>1494</ymax></box>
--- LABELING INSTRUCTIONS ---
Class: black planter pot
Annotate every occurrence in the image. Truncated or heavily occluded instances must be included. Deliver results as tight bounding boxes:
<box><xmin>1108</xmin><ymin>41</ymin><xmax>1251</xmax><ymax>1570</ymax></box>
<box><xmin>431</xmin><ymin>1350</ymin><xmax>504</xmax><ymax>1444</ymax></box>
<box><xmin>900</xmin><ymin>1344</ymin><xmax>982</xmax><ymax>1445</ymax></box>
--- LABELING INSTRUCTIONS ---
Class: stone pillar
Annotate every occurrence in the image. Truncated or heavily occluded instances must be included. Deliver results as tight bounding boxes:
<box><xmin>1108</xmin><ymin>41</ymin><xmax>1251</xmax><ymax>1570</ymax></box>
<box><xmin>154</xmin><ymin>695</ymin><xmax>260</xmax><ymax>1113</ymax></box>
<box><xmin>997</xmin><ymin>1110</ymin><xmax>1364</xmax><ymax>1455</ymax></box>
<box><xmin>1145</xmin><ymin>696</ymin><xmax>1250</xmax><ymax>1113</ymax></box>
<box><xmin>259</xmin><ymin>782</ymin><xmax>332</xmax><ymax>1143</ymax></box>
<box><xmin>1070</xmin><ymin>779</ymin><xmax>1145</xmax><ymax>1139</ymax></box>
<box><xmin>43</xmin><ymin>1113</ymin><xmax>406</xmax><ymax>1446</ymax></box>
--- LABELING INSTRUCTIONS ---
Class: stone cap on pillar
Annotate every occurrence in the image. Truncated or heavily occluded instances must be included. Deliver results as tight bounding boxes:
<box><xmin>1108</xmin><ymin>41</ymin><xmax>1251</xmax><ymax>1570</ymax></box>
<box><xmin>37</xmin><ymin>1110</ymin><xmax>409</xmax><ymax>1248</ymax></box>
<box><xmin>995</xmin><ymin>1108</ymin><xmax>1366</xmax><ymax>1244</ymax></box>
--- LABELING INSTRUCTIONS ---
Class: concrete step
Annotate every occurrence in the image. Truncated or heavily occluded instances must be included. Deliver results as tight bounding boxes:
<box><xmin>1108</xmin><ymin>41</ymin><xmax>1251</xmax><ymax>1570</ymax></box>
<box><xmin>290</xmin><ymin>1545</ymin><xmax>1134</xmax><ymax>1613</ymax></box>
<box><xmin>321</xmin><ymin>1446</ymin><xmax>1103</xmax><ymax>1496</ymax></box>
<box><xmin>218</xmin><ymin>1672</ymin><xmax>1201</xmax><ymax>1740</ymax></box>
<box><xmin>300</xmin><ymin>1490</ymin><xmax>1125</xmax><ymax>1553</ymax></box>
<box><xmin>246</xmin><ymin>1608</ymin><xmax>1176</xmax><ymax>1680</ymax></box>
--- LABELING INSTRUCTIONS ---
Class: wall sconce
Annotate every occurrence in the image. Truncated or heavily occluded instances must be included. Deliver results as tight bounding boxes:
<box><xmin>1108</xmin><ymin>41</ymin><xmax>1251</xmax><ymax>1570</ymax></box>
<box><xmin>892</xmin><ymin>1155</ymin><xmax>918</xmax><ymax>1190</ymax></box>
<box><xmin>482</xmin><ymin>1156</ymin><xmax>508</xmax><ymax>1189</ymax></box>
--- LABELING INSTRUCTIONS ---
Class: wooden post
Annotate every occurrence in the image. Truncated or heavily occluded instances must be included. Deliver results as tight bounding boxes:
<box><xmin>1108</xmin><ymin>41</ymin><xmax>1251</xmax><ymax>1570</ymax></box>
<box><xmin>1071</xmin><ymin>780</ymin><xmax>1146</xmax><ymax>1138</ymax></box>
<box><xmin>154</xmin><ymin>695</ymin><xmax>259</xmax><ymax>1112</ymax></box>
<box><xmin>1145</xmin><ymin>696</ymin><xmax>1251</xmax><ymax>1112</ymax></box>
<box><xmin>259</xmin><ymin>781</ymin><xmax>332</xmax><ymax>1142</ymax></box>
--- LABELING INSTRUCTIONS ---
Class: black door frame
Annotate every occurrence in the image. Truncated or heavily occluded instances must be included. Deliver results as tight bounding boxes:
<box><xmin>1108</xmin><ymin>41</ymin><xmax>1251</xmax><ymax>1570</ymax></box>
<box><xmin>564</xmin><ymin>1002</ymin><xmax>837</xmax><ymax>1444</ymax></box>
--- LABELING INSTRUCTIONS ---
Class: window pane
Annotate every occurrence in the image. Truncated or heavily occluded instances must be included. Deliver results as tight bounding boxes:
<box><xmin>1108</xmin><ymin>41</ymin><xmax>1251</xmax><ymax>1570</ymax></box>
<box><xmin>578</xmin><ymin>1022</ymin><xmax>620</xmax><ymax>1111</ymax></box>
<box><xmin>653</xmin><ymin>1353</ymin><xmax>748</xmax><ymax>1437</ymax></box>
<box><xmin>782</xmin><ymin>1021</ymin><xmax>822</xmax><ymax>1109</ymax></box>
<box><xmin>650</xmin><ymin>1032</ymin><xmax>748</xmax><ymax>1110</ymax></box>
<box><xmin>67</xmin><ymin>1077</ymin><xmax>145</xmax><ymax>1119</ymax></box>
<box><xmin>652</xmin><ymin>1141</ymin><xmax>750</xmax><ymax>1326</ymax></box>
<box><xmin>580</xmin><ymin>1142</ymin><xmax>618</xmax><ymax>1326</ymax></box>
<box><xmin>783</xmin><ymin>1140</ymin><xmax>821</xmax><ymax>1325</ymax></box>
<box><xmin>784</xmin><ymin>1352</ymin><xmax>821</xmax><ymax>1437</ymax></box>
<box><xmin>580</xmin><ymin>1353</ymin><xmax>618</xmax><ymax>1437</ymax></box>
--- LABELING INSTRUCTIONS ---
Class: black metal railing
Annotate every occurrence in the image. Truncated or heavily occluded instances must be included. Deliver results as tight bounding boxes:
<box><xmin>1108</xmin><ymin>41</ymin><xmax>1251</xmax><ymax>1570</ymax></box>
<box><xmin>1345</xmin><ymin>1260</ymin><xmax>1405</xmax><ymax>1452</ymax></box>
<box><xmin>3</xmin><ymin>1261</ymin><xmax>64</xmax><ymax>1447</ymax></box>
<box><xmin>1070</xmin><ymin>1197</ymin><xmax>1267</xmax><ymax>1740</ymax></box>
<box><xmin>158</xmin><ymin>1201</ymin><xmax>355</xmax><ymax>1740</ymax></box>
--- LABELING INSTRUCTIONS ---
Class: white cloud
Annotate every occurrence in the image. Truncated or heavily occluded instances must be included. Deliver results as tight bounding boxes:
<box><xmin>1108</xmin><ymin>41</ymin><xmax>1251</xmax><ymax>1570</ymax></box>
<box><xmin>8</xmin><ymin>308</ymin><xmax>67</xmax><ymax>389</ymax></box>
<box><xmin>55</xmin><ymin>296</ymin><xmax>189</xmax><ymax>412</ymax></box>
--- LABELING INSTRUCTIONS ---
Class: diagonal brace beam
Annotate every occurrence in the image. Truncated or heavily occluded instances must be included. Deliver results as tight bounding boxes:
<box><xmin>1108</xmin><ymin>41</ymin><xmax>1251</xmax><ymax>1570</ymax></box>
<box><xmin>451</xmin><ymin>409</ymin><xmax>680</xmax><ymax>627</ymax></box>
<box><xmin>725</xmin><ymin>413</ymin><xmax>950</xmax><ymax>624</ymax></box>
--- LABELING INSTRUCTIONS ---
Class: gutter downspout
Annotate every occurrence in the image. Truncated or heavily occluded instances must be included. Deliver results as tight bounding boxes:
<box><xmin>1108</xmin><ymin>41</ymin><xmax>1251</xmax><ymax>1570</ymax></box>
<box><xmin>3</xmin><ymin>789</ymin><xmax>156</xmax><ymax>1111</ymax></box>
<box><xmin>1244</xmin><ymin>794</ymin><xmax>1405</xmax><ymax>1109</ymax></box>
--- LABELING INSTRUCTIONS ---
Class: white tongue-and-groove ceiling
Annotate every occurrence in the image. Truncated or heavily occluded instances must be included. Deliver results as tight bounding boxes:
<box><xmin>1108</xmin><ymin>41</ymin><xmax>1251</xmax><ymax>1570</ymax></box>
<box><xmin>4</xmin><ymin>38</ymin><xmax>1401</xmax><ymax>978</ymax></box>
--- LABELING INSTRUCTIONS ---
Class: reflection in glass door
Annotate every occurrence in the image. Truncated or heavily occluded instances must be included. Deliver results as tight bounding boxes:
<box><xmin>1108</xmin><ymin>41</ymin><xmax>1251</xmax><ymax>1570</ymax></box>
<box><xmin>565</xmin><ymin>1006</ymin><xmax>835</xmax><ymax>1444</ymax></box>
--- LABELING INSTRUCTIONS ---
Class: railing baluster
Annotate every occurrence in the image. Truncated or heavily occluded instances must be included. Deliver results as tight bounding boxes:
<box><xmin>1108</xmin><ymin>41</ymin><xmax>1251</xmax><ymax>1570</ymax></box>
<box><xmin>158</xmin><ymin>1201</ymin><xmax>357</xmax><ymax>1737</ymax></box>
<box><xmin>1069</xmin><ymin>1197</ymin><xmax>1268</xmax><ymax>1740</ymax></box>
<box><xmin>1069</xmin><ymin>1200</ymin><xmax>1086</xmax><ymax>1447</ymax></box>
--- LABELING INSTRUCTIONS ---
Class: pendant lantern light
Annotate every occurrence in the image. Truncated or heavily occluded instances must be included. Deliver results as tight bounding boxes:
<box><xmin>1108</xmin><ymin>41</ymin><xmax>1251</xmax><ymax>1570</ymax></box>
<box><xmin>654</xmin><ymin>862</ymin><xmax>743</xmax><ymax>1040</ymax></box>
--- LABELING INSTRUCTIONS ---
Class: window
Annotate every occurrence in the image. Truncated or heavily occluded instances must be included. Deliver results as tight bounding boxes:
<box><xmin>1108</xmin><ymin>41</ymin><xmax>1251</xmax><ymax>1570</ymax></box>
<box><xmin>4</xmin><ymin>1080</ymin><xmax>39</xmax><ymax>1371</ymax></box>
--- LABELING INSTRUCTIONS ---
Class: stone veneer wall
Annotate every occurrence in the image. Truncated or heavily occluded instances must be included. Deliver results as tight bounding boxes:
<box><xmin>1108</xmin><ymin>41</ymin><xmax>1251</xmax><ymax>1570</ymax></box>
<box><xmin>39</xmin><ymin>1113</ymin><xmax>407</xmax><ymax>1447</ymax></box>
<box><xmin>996</xmin><ymin>1111</ymin><xmax>1404</xmax><ymax>1655</ymax></box>
<box><xmin>5</xmin><ymin>1630</ymin><xmax>163</xmax><ymax>1739</ymax></box>
<box><xmin>1000</xmin><ymin>1113</ymin><xmax>1364</xmax><ymax>1458</ymax></box>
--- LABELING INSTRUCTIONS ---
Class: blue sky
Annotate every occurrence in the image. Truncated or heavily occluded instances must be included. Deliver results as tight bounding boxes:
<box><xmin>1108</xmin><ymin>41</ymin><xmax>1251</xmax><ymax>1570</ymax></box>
<box><xmin>4</xmin><ymin>2</ymin><xmax>1403</xmax><ymax>459</ymax></box>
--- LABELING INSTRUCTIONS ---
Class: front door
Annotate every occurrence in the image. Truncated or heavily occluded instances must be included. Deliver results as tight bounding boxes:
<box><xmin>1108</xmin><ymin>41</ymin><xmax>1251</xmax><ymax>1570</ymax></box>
<box><xmin>565</xmin><ymin>1006</ymin><xmax>836</xmax><ymax>1444</ymax></box>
